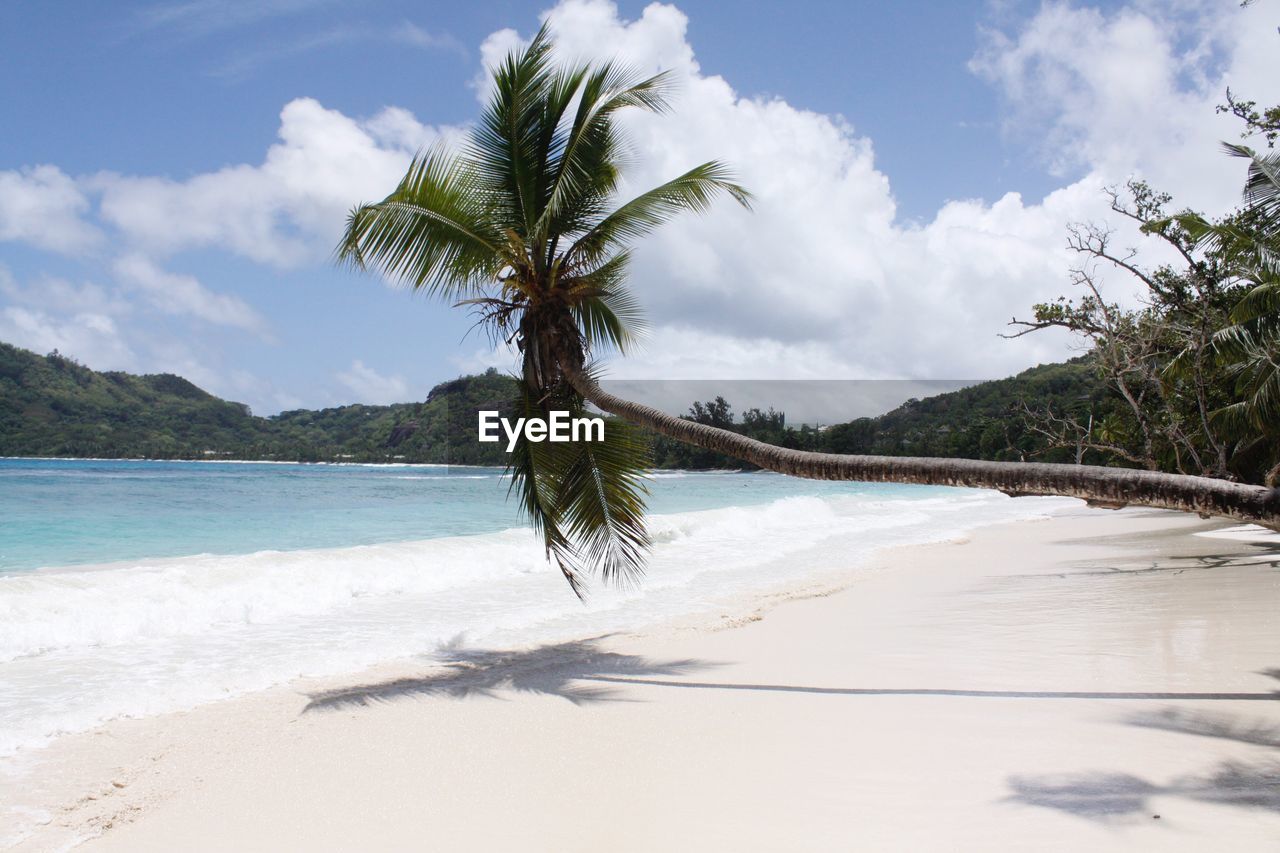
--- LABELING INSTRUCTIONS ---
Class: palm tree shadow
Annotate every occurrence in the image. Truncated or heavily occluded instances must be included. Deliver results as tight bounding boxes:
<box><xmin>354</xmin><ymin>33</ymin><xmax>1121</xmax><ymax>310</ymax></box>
<box><xmin>1069</xmin><ymin>547</ymin><xmax>1280</xmax><ymax>576</ymax></box>
<box><xmin>303</xmin><ymin>639</ymin><xmax>712</xmax><ymax>712</ymax></box>
<box><xmin>1127</xmin><ymin>706</ymin><xmax>1280</xmax><ymax>749</ymax></box>
<box><xmin>1006</xmin><ymin>773</ymin><xmax>1160</xmax><ymax>819</ymax></box>
<box><xmin>1006</xmin><ymin>671</ymin><xmax>1280</xmax><ymax>821</ymax></box>
<box><xmin>982</xmin><ymin>517</ymin><xmax>1279</xmax><ymax>582</ymax></box>
<box><xmin>1006</xmin><ymin>763</ymin><xmax>1280</xmax><ymax>820</ymax></box>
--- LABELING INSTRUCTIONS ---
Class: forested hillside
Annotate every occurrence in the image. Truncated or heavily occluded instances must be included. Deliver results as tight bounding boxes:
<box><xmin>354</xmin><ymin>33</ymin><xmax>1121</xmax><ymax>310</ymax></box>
<box><xmin>0</xmin><ymin>343</ymin><xmax>517</xmax><ymax>464</ymax></box>
<box><xmin>820</xmin><ymin>360</ymin><xmax>1114</xmax><ymax>462</ymax></box>
<box><xmin>2</xmin><ymin>340</ymin><xmax>1115</xmax><ymax>468</ymax></box>
<box><xmin>651</xmin><ymin>360</ymin><xmax>1115</xmax><ymax>469</ymax></box>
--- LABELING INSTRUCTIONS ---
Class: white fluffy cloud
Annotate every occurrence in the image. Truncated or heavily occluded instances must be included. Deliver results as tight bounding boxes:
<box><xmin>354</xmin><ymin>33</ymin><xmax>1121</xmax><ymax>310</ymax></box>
<box><xmin>93</xmin><ymin>98</ymin><xmax>452</xmax><ymax>267</ymax></box>
<box><xmin>0</xmin><ymin>306</ymin><xmax>135</xmax><ymax>368</ymax></box>
<box><xmin>969</xmin><ymin>1</ymin><xmax>1278</xmax><ymax>213</ymax></box>
<box><xmin>475</xmin><ymin>0</ymin><xmax>1085</xmax><ymax>378</ymax></box>
<box><xmin>0</xmin><ymin>166</ymin><xmax>102</xmax><ymax>254</ymax></box>
<box><xmin>336</xmin><ymin>360</ymin><xmax>411</xmax><ymax>405</ymax></box>
<box><xmin>3</xmin><ymin>0</ymin><xmax>1278</xmax><ymax>397</ymax></box>
<box><xmin>113</xmin><ymin>254</ymin><xmax>269</xmax><ymax>336</ymax></box>
<box><xmin>0</xmin><ymin>263</ymin><xmax>292</xmax><ymax>412</ymax></box>
<box><xmin>0</xmin><ymin>267</ymin><xmax>135</xmax><ymax>368</ymax></box>
<box><xmin>461</xmin><ymin>0</ymin><xmax>1276</xmax><ymax>380</ymax></box>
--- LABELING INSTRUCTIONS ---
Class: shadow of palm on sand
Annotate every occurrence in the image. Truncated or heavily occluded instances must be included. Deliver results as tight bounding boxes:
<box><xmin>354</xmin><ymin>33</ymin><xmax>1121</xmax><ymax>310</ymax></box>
<box><xmin>306</xmin><ymin>638</ymin><xmax>1280</xmax><ymax>712</ymax></box>
<box><xmin>303</xmin><ymin>639</ymin><xmax>712</xmax><ymax>712</ymax></box>
<box><xmin>1006</xmin><ymin>672</ymin><xmax>1280</xmax><ymax>821</ymax></box>
<box><xmin>1006</xmin><ymin>762</ymin><xmax>1280</xmax><ymax>819</ymax></box>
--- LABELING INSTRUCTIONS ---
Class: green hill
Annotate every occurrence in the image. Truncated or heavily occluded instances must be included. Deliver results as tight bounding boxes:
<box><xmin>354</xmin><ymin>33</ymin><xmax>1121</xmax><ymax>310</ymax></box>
<box><xmin>821</xmin><ymin>359</ymin><xmax>1114</xmax><ymax>462</ymax></box>
<box><xmin>0</xmin><ymin>342</ymin><xmax>518</xmax><ymax>464</ymax></box>
<box><xmin>650</xmin><ymin>360</ymin><xmax>1114</xmax><ymax>469</ymax></box>
<box><xmin>0</xmin><ymin>340</ymin><xmax>1111</xmax><ymax>467</ymax></box>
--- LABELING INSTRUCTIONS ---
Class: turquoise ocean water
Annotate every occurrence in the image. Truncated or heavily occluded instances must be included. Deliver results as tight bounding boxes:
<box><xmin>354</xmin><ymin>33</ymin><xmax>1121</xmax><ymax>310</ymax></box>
<box><xmin>0</xmin><ymin>457</ymin><xmax>1074</xmax><ymax>778</ymax></box>
<box><xmin>0</xmin><ymin>458</ymin><xmax>946</xmax><ymax>573</ymax></box>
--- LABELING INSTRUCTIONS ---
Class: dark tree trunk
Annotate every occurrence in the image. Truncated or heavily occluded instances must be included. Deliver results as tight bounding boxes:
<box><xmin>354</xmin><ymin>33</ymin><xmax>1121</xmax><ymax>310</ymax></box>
<box><xmin>563</xmin><ymin>365</ymin><xmax>1280</xmax><ymax>531</ymax></box>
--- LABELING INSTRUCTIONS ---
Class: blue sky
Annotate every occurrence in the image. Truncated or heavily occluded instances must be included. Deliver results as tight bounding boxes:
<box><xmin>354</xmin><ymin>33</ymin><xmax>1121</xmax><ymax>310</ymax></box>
<box><xmin>2</xmin><ymin>1</ymin><xmax>1053</xmax><ymax>214</ymax></box>
<box><xmin>1</xmin><ymin>0</ymin><xmax>1276</xmax><ymax>413</ymax></box>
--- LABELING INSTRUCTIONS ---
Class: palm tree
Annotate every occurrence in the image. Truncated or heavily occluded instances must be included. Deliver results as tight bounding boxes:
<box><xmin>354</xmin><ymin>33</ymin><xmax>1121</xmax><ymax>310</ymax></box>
<box><xmin>339</xmin><ymin>25</ymin><xmax>749</xmax><ymax>594</ymax></box>
<box><xmin>339</xmin><ymin>28</ymin><xmax>1280</xmax><ymax>593</ymax></box>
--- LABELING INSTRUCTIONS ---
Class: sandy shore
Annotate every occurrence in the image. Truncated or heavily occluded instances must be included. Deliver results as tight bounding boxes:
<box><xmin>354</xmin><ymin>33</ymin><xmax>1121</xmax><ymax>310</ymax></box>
<box><xmin>7</xmin><ymin>507</ymin><xmax>1279</xmax><ymax>851</ymax></box>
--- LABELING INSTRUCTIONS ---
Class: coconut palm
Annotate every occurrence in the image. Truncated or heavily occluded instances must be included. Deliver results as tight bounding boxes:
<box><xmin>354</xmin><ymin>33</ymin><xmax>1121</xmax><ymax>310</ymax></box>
<box><xmin>340</xmin><ymin>28</ymin><xmax>1280</xmax><ymax>594</ymax></box>
<box><xmin>338</xmin><ymin>25</ymin><xmax>750</xmax><ymax>594</ymax></box>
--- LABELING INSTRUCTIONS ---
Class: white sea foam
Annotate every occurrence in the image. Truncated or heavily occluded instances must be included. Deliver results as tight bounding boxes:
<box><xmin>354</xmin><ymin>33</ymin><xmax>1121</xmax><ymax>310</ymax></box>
<box><xmin>0</xmin><ymin>491</ymin><xmax>1075</xmax><ymax>758</ymax></box>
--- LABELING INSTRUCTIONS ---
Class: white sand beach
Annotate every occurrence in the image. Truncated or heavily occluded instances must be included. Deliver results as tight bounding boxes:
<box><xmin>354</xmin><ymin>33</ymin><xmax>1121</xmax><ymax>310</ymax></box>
<box><xmin>6</xmin><ymin>507</ymin><xmax>1279</xmax><ymax>852</ymax></box>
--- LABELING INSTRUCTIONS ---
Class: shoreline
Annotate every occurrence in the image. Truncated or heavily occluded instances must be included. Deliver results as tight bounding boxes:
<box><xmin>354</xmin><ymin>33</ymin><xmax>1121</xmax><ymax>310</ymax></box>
<box><xmin>5</xmin><ymin>507</ymin><xmax>1279</xmax><ymax>850</ymax></box>
<box><xmin>1</xmin><ymin>456</ymin><xmax>750</xmax><ymax>475</ymax></box>
<box><xmin>0</xmin><ymin>492</ymin><xmax>1071</xmax><ymax>759</ymax></box>
<box><xmin>1</xmin><ymin>456</ymin><xmax>747</xmax><ymax>471</ymax></box>
<box><xmin>0</xmin><ymin>456</ymin><xmax>474</xmax><ymax>468</ymax></box>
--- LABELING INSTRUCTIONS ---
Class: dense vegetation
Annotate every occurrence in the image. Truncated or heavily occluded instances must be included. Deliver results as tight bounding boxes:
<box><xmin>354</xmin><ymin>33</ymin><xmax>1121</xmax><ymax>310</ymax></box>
<box><xmin>2</xmin><ymin>339</ymin><xmax>1116</xmax><ymax>468</ymax></box>
<box><xmin>0</xmin><ymin>342</ymin><xmax>517</xmax><ymax>464</ymax></box>
<box><xmin>982</xmin><ymin>81</ymin><xmax>1280</xmax><ymax>489</ymax></box>
<box><xmin>1007</xmin><ymin>175</ymin><xmax>1279</xmax><ymax>486</ymax></box>
<box><xmin>651</xmin><ymin>360</ymin><xmax>1115</xmax><ymax>469</ymax></box>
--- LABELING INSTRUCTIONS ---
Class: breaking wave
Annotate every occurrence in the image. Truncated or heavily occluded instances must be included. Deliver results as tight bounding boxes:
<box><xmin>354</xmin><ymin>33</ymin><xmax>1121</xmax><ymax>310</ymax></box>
<box><xmin>0</xmin><ymin>490</ymin><xmax>1074</xmax><ymax>756</ymax></box>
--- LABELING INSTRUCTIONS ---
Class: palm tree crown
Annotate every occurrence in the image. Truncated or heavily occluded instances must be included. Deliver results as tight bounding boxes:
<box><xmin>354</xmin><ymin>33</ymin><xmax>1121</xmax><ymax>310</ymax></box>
<box><xmin>337</xmin><ymin>25</ymin><xmax>751</xmax><ymax>594</ymax></box>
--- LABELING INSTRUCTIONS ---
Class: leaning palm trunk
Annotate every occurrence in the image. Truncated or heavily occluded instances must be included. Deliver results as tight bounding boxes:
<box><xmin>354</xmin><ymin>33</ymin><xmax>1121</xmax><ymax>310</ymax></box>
<box><xmin>342</xmin><ymin>29</ymin><xmax>1280</xmax><ymax>592</ymax></box>
<box><xmin>563</xmin><ymin>362</ymin><xmax>1280</xmax><ymax>531</ymax></box>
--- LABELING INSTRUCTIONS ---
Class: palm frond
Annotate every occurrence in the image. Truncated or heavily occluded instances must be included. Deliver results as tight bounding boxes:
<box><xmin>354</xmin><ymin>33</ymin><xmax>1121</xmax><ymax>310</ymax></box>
<box><xmin>336</xmin><ymin>147</ymin><xmax>503</xmax><ymax>300</ymax></box>
<box><xmin>573</xmin><ymin>292</ymin><xmax>644</xmax><ymax>355</ymax></box>
<box><xmin>506</xmin><ymin>383</ymin><xmax>587</xmax><ymax>597</ymax></box>
<box><xmin>1210</xmin><ymin>399</ymin><xmax>1257</xmax><ymax>437</ymax></box>
<box><xmin>1230</xmin><ymin>277</ymin><xmax>1280</xmax><ymax>324</ymax></box>
<box><xmin>1161</xmin><ymin>341</ymin><xmax>1199</xmax><ymax>382</ymax></box>
<box><xmin>566</xmin><ymin>161</ymin><xmax>752</xmax><ymax>266</ymax></box>
<box><xmin>1224</xmin><ymin>143</ymin><xmax>1280</xmax><ymax>221</ymax></box>
<box><xmin>1207</xmin><ymin>319</ymin><xmax>1280</xmax><ymax>436</ymax></box>
<box><xmin>566</xmin><ymin>252</ymin><xmax>647</xmax><ymax>354</ymax></box>
<box><xmin>1164</xmin><ymin>212</ymin><xmax>1279</xmax><ymax>274</ymax></box>
<box><xmin>505</xmin><ymin>377</ymin><xmax>651</xmax><ymax>592</ymax></box>
<box><xmin>1252</xmin><ymin>368</ymin><xmax>1280</xmax><ymax>426</ymax></box>
<box><xmin>552</xmin><ymin>406</ymin><xmax>652</xmax><ymax>587</ymax></box>
<box><xmin>1212</xmin><ymin>322</ymin><xmax>1259</xmax><ymax>357</ymax></box>
<box><xmin>535</xmin><ymin>65</ymin><xmax>674</xmax><ymax>240</ymax></box>
<box><xmin>467</xmin><ymin>22</ymin><xmax>559</xmax><ymax>239</ymax></box>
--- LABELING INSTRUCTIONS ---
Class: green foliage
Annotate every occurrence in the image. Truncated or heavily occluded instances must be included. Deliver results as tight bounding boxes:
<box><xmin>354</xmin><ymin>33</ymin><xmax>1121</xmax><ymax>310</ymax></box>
<box><xmin>3</xmin><ymin>339</ymin><xmax>1126</xmax><ymax>477</ymax></box>
<box><xmin>1192</xmin><ymin>145</ymin><xmax>1280</xmax><ymax>481</ymax></box>
<box><xmin>0</xmin><ymin>342</ymin><xmax>518</xmax><ymax>464</ymax></box>
<box><xmin>335</xmin><ymin>26</ymin><xmax>748</xmax><ymax>589</ymax></box>
<box><xmin>650</xmin><ymin>397</ymin><xmax>815</xmax><ymax>469</ymax></box>
<box><xmin>1011</xmin><ymin>170</ymin><xmax>1280</xmax><ymax>484</ymax></box>
<box><xmin>821</xmin><ymin>361</ymin><xmax>1116</xmax><ymax>463</ymax></box>
<box><xmin>645</xmin><ymin>363</ymin><xmax>1116</xmax><ymax>469</ymax></box>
